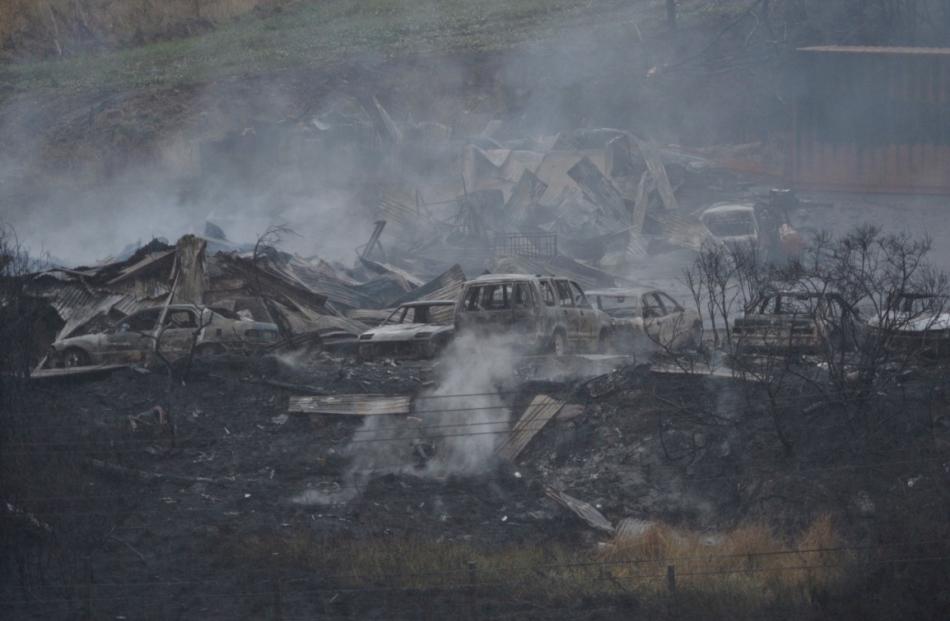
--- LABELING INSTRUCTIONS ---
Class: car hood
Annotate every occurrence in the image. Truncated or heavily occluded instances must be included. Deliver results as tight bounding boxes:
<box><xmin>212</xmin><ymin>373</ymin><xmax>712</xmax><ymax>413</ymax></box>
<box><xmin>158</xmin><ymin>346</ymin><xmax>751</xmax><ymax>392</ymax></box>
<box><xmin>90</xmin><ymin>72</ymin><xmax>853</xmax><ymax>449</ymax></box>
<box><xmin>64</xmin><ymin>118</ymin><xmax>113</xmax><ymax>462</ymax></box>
<box><xmin>52</xmin><ymin>334</ymin><xmax>102</xmax><ymax>350</ymax></box>
<box><xmin>360</xmin><ymin>324</ymin><xmax>453</xmax><ymax>342</ymax></box>
<box><xmin>867</xmin><ymin>312</ymin><xmax>950</xmax><ymax>332</ymax></box>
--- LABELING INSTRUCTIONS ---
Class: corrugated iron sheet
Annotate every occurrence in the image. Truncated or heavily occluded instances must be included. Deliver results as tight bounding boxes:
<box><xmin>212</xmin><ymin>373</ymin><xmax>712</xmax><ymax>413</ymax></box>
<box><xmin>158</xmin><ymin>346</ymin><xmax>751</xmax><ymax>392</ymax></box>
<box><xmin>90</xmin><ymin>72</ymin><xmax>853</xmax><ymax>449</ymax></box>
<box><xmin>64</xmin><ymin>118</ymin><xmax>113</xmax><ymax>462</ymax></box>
<box><xmin>490</xmin><ymin>255</ymin><xmax>616</xmax><ymax>290</ymax></box>
<box><xmin>390</xmin><ymin>264</ymin><xmax>466</xmax><ymax>307</ymax></box>
<box><xmin>288</xmin><ymin>394</ymin><xmax>412</xmax><ymax>416</ymax></box>
<box><xmin>793</xmin><ymin>46</ymin><xmax>950</xmax><ymax>193</ymax></box>
<box><xmin>496</xmin><ymin>395</ymin><xmax>564</xmax><ymax>462</ymax></box>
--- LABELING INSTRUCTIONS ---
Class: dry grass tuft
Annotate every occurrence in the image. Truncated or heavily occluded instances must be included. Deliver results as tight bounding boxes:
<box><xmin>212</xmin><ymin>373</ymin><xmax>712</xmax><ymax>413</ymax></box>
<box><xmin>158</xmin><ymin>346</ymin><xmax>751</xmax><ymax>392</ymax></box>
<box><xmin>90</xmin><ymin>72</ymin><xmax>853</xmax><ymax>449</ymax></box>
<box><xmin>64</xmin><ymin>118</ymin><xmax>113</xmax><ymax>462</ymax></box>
<box><xmin>230</xmin><ymin>514</ymin><xmax>846</xmax><ymax>607</ymax></box>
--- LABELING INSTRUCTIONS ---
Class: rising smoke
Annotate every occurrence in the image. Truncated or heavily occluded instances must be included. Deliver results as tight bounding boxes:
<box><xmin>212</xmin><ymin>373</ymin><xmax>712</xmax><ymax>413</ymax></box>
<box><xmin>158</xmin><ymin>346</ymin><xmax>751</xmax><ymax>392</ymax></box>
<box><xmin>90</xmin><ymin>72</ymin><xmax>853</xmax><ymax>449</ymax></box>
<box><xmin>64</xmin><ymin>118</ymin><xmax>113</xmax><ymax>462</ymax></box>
<box><xmin>292</xmin><ymin>332</ymin><xmax>519</xmax><ymax>506</ymax></box>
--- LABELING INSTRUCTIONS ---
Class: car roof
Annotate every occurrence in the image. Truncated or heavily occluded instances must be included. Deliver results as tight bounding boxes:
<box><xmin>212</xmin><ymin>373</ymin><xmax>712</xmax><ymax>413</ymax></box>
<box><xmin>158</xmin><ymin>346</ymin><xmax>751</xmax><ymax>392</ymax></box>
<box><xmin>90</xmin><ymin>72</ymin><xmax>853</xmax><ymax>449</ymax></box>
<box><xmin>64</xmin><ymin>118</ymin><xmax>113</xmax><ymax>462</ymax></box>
<box><xmin>587</xmin><ymin>287</ymin><xmax>658</xmax><ymax>298</ymax></box>
<box><xmin>398</xmin><ymin>300</ymin><xmax>456</xmax><ymax>307</ymax></box>
<box><xmin>466</xmin><ymin>273</ymin><xmax>561</xmax><ymax>284</ymax></box>
<box><xmin>703</xmin><ymin>202</ymin><xmax>756</xmax><ymax>215</ymax></box>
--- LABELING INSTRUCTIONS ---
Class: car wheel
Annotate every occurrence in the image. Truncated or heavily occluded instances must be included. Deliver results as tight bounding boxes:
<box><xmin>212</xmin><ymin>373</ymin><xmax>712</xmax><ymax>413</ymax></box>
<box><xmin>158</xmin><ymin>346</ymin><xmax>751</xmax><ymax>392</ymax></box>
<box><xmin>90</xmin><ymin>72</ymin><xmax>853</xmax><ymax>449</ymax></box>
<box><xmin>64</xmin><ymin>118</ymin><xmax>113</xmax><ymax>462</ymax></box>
<box><xmin>195</xmin><ymin>343</ymin><xmax>225</xmax><ymax>358</ymax></box>
<box><xmin>62</xmin><ymin>347</ymin><xmax>90</xmax><ymax>368</ymax></box>
<box><xmin>553</xmin><ymin>331</ymin><xmax>568</xmax><ymax>356</ymax></box>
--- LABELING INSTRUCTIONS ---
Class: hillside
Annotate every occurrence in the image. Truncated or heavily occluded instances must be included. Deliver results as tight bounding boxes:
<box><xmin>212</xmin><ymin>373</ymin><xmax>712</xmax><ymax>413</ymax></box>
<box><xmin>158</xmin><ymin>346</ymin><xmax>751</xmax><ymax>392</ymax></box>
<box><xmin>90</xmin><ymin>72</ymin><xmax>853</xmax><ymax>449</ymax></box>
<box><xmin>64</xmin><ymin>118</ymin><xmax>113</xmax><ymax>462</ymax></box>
<box><xmin>1</xmin><ymin>0</ymin><xmax>283</xmax><ymax>58</ymax></box>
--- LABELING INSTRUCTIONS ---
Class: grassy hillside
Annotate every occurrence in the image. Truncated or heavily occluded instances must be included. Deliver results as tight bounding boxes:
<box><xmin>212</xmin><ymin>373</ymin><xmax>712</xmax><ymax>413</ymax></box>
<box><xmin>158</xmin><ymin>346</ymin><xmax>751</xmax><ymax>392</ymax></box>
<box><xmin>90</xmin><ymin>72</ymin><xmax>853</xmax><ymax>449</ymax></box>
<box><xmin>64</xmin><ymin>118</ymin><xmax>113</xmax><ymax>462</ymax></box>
<box><xmin>2</xmin><ymin>0</ymin><xmax>640</xmax><ymax>98</ymax></box>
<box><xmin>0</xmin><ymin>0</ymin><xmax>280</xmax><ymax>58</ymax></box>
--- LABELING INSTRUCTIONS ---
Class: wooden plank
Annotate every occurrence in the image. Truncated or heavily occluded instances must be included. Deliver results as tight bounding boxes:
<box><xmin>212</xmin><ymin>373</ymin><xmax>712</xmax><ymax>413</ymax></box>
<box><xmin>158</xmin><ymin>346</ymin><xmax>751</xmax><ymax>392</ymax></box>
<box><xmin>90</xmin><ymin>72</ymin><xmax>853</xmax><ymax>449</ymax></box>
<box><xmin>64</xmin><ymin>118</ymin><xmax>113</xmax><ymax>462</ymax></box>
<box><xmin>495</xmin><ymin>395</ymin><xmax>564</xmax><ymax>462</ymax></box>
<box><xmin>288</xmin><ymin>394</ymin><xmax>411</xmax><ymax>416</ymax></box>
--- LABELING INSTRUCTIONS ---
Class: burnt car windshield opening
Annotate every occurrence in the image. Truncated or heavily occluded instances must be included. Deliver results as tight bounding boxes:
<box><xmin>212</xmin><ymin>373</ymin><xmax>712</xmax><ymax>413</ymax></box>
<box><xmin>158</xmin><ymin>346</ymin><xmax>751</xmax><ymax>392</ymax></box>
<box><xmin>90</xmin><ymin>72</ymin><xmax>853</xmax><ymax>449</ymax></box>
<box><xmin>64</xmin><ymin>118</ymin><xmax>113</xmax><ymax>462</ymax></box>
<box><xmin>596</xmin><ymin>294</ymin><xmax>639</xmax><ymax>315</ymax></box>
<box><xmin>387</xmin><ymin>305</ymin><xmax>453</xmax><ymax>325</ymax></box>
<box><xmin>124</xmin><ymin>309</ymin><xmax>161</xmax><ymax>332</ymax></box>
<box><xmin>570</xmin><ymin>283</ymin><xmax>591</xmax><ymax>309</ymax></box>
<box><xmin>463</xmin><ymin>283</ymin><xmax>532</xmax><ymax>311</ymax></box>
<box><xmin>165</xmin><ymin>310</ymin><xmax>198</xmax><ymax>328</ymax></box>
<box><xmin>704</xmin><ymin>212</ymin><xmax>756</xmax><ymax>237</ymax></box>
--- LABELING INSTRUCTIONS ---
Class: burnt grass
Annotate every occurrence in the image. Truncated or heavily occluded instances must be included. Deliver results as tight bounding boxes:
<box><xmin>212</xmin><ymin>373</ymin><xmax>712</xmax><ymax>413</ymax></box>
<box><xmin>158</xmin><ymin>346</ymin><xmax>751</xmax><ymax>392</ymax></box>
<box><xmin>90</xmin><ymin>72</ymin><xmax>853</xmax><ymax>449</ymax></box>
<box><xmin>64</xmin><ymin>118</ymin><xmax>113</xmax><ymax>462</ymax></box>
<box><xmin>2</xmin><ymin>355</ymin><xmax>950</xmax><ymax>619</ymax></box>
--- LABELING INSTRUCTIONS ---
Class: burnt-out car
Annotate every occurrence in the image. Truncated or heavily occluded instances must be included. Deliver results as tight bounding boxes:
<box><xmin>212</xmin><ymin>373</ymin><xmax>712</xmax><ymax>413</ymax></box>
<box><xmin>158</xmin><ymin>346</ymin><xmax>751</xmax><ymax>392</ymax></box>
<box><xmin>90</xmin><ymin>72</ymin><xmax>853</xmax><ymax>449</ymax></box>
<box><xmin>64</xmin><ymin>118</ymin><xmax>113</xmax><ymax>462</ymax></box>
<box><xmin>454</xmin><ymin>274</ymin><xmax>611</xmax><ymax>354</ymax></box>
<box><xmin>733</xmin><ymin>291</ymin><xmax>859</xmax><ymax>355</ymax></box>
<box><xmin>47</xmin><ymin>304</ymin><xmax>280</xmax><ymax>368</ymax></box>
<box><xmin>357</xmin><ymin>300</ymin><xmax>455</xmax><ymax>360</ymax></box>
<box><xmin>587</xmin><ymin>288</ymin><xmax>701</xmax><ymax>352</ymax></box>
<box><xmin>866</xmin><ymin>293</ymin><xmax>950</xmax><ymax>359</ymax></box>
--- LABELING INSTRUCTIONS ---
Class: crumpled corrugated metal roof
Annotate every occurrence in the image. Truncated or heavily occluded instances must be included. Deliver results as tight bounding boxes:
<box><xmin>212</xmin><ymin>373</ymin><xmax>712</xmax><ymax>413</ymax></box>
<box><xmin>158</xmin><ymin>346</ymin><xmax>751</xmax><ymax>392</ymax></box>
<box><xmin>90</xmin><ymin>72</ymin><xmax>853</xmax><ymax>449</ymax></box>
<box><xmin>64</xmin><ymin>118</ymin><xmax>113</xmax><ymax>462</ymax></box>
<box><xmin>390</xmin><ymin>264</ymin><xmax>466</xmax><ymax>306</ymax></box>
<box><xmin>489</xmin><ymin>255</ymin><xmax>616</xmax><ymax>290</ymax></box>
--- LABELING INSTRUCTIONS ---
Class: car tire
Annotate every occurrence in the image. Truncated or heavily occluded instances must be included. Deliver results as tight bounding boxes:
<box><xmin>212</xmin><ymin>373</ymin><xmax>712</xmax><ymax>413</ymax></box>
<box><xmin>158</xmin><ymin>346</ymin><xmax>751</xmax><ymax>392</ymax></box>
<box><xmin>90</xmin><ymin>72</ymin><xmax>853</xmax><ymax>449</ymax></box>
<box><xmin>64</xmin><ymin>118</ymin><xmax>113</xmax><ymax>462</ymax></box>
<box><xmin>553</xmin><ymin>330</ymin><xmax>568</xmax><ymax>356</ymax></box>
<box><xmin>62</xmin><ymin>347</ymin><xmax>90</xmax><ymax>368</ymax></box>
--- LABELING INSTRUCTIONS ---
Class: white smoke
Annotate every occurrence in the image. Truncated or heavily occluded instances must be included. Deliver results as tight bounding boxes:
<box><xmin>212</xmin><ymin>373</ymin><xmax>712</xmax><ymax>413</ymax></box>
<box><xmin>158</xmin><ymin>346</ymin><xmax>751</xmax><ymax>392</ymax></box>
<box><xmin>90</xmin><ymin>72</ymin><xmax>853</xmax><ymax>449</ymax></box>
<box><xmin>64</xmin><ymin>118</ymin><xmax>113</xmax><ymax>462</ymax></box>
<box><xmin>291</xmin><ymin>331</ymin><xmax>519</xmax><ymax>506</ymax></box>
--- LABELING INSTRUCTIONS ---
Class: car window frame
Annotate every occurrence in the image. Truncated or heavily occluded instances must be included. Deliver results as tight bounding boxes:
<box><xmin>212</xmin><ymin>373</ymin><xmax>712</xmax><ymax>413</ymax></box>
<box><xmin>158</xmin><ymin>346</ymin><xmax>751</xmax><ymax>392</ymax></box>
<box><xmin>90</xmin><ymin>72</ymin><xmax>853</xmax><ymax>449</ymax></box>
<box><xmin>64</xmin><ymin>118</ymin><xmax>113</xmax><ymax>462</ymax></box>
<box><xmin>570</xmin><ymin>282</ymin><xmax>592</xmax><ymax>309</ymax></box>
<box><xmin>124</xmin><ymin>308</ymin><xmax>161</xmax><ymax>332</ymax></box>
<box><xmin>656</xmin><ymin>292</ymin><xmax>683</xmax><ymax>313</ymax></box>
<box><xmin>642</xmin><ymin>293</ymin><xmax>665</xmax><ymax>318</ymax></box>
<box><xmin>540</xmin><ymin>280</ymin><xmax>557</xmax><ymax>307</ymax></box>
<box><xmin>555</xmin><ymin>280</ymin><xmax>575</xmax><ymax>307</ymax></box>
<box><xmin>163</xmin><ymin>308</ymin><xmax>198</xmax><ymax>329</ymax></box>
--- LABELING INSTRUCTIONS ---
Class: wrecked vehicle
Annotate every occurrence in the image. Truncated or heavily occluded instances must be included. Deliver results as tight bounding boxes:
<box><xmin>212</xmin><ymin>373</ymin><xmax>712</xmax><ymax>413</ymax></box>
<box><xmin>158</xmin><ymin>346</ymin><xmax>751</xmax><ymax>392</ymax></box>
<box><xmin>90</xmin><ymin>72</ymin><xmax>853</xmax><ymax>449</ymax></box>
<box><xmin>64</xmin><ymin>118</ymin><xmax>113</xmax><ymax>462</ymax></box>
<box><xmin>357</xmin><ymin>300</ymin><xmax>456</xmax><ymax>360</ymax></box>
<box><xmin>588</xmin><ymin>288</ymin><xmax>701</xmax><ymax>352</ymax></box>
<box><xmin>699</xmin><ymin>202</ymin><xmax>760</xmax><ymax>246</ymax></box>
<box><xmin>733</xmin><ymin>290</ymin><xmax>859</xmax><ymax>355</ymax></box>
<box><xmin>454</xmin><ymin>274</ymin><xmax>610</xmax><ymax>354</ymax></box>
<box><xmin>867</xmin><ymin>293</ymin><xmax>950</xmax><ymax>359</ymax></box>
<box><xmin>700</xmin><ymin>193</ymin><xmax>804</xmax><ymax>261</ymax></box>
<box><xmin>46</xmin><ymin>304</ymin><xmax>279</xmax><ymax>368</ymax></box>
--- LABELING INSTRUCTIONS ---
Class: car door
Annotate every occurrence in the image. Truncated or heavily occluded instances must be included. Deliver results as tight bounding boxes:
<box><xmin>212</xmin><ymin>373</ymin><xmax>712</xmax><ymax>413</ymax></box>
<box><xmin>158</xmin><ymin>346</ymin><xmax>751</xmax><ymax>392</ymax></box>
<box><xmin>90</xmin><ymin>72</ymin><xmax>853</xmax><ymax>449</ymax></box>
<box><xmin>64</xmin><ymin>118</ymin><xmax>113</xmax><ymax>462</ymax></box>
<box><xmin>105</xmin><ymin>308</ymin><xmax>159</xmax><ymax>362</ymax></box>
<box><xmin>538</xmin><ymin>279</ymin><xmax>559</xmax><ymax>338</ymax></box>
<box><xmin>570</xmin><ymin>281</ymin><xmax>597</xmax><ymax>346</ymax></box>
<box><xmin>654</xmin><ymin>291</ymin><xmax>687</xmax><ymax>346</ymax></box>
<box><xmin>159</xmin><ymin>308</ymin><xmax>200</xmax><ymax>357</ymax></box>
<box><xmin>554</xmin><ymin>279</ymin><xmax>580</xmax><ymax>345</ymax></box>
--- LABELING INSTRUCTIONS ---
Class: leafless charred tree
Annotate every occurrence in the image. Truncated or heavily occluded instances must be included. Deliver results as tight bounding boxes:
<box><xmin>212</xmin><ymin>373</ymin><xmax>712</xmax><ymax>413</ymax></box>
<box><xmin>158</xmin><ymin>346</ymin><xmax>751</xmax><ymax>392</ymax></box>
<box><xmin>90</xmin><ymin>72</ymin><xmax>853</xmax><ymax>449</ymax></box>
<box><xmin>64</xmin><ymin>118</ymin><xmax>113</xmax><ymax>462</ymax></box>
<box><xmin>677</xmin><ymin>226</ymin><xmax>949</xmax><ymax>455</ymax></box>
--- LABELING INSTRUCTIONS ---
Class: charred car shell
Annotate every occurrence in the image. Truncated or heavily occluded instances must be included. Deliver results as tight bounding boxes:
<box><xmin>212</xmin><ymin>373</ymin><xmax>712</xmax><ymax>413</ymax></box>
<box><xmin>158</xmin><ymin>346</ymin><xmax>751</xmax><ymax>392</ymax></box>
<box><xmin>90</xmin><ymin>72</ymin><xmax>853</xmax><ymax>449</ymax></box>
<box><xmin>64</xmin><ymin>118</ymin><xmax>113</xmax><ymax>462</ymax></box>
<box><xmin>47</xmin><ymin>304</ymin><xmax>279</xmax><ymax>368</ymax></box>
<box><xmin>866</xmin><ymin>293</ymin><xmax>950</xmax><ymax>359</ymax></box>
<box><xmin>588</xmin><ymin>288</ymin><xmax>702</xmax><ymax>352</ymax></box>
<box><xmin>733</xmin><ymin>291</ymin><xmax>859</xmax><ymax>355</ymax></box>
<box><xmin>454</xmin><ymin>274</ymin><xmax>611</xmax><ymax>355</ymax></box>
<box><xmin>357</xmin><ymin>300</ymin><xmax>456</xmax><ymax>360</ymax></box>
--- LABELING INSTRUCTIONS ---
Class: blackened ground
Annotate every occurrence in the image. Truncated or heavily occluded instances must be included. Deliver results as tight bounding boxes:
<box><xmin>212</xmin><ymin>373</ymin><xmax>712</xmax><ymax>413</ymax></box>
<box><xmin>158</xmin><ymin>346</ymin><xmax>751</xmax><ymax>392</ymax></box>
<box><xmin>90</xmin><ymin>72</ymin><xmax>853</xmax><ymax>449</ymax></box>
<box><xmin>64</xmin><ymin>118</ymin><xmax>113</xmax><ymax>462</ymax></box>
<box><xmin>2</xmin><ymin>353</ymin><xmax>949</xmax><ymax>619</ymax></box>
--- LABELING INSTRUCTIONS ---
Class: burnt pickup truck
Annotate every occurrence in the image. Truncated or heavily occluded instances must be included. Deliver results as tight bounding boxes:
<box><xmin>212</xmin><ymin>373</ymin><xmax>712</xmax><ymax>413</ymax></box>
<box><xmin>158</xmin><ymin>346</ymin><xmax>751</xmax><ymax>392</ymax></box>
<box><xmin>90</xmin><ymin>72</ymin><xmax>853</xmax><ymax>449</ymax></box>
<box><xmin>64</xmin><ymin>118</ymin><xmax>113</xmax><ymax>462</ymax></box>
<box><xmin>454</xmin><ymin>274</ymin><xmax>611</xmax><ymax>354</ymax></box>
<box><xmin>733</xmin><ymin>291</ymin><xmax>859</xmax><ymax>355</ymax></box>
<box><xmin>46</xmin><ymin>304</ymin><xmax>279</xmax><ymax>368</ymax></box>
<box><xmin>357</xmin><ymin>300</ymin><xmax>456</xmax><ymax>360</ymax></box>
